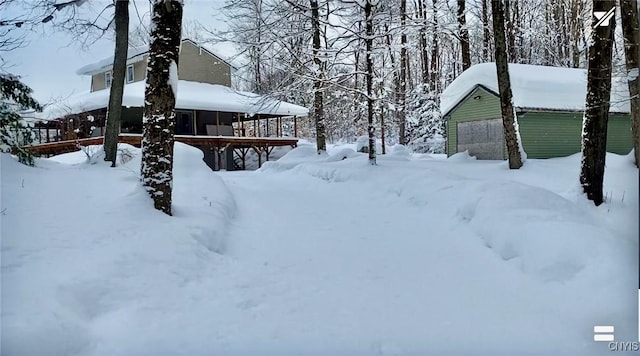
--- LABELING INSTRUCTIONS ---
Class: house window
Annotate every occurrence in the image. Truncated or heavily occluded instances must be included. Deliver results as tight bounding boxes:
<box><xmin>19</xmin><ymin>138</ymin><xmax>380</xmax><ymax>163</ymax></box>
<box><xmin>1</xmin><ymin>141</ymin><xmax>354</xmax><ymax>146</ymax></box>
<box><xmin>126</xmin><ymin>65</ymin><xmax>135</xmax><ymax>83</ymax></box>
<box><xmin>105</xmin><ymin>71</ymin><xmax>112</xmax><ymax>88</ymax></box>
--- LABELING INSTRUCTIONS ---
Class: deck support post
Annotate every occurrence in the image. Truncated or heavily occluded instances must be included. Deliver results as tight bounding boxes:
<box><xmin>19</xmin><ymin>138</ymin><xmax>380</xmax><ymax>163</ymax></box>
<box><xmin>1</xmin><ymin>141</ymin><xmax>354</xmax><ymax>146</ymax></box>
<box><xmin>236</xmin><ymin>113</ymin><xmax>241</xmax><ymax>136</ymax></box>
<box><xmin>294</xmin><ymin>116</ymin><xmax>298</xmax><ymax>138</ymax></box>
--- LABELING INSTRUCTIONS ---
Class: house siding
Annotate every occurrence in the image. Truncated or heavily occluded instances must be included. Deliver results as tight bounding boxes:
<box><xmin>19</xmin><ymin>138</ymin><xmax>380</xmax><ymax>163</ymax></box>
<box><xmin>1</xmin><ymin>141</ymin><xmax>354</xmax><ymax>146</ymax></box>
<box><xmin>517</xmin><ymin>112</ymin><xmax>632</xmax><ymax>158</ymax></box>
<box><xmin>178</xmin><ymin>41</ymin><xmax>231</xmax><ymax>86</ymax></box>
<box><xmin>446</xmin><ymin>86</ymin><xmax>502</xmax><ymax>157</ymax></box>
<box><xmin>606</xmin><ymin>114</ymin><xmax>634</xmax><ymax>154</ymax></box>
<box><xmin>91</xmin><ymin>56</ymin><xmax>148</xmax><ymax>92</ymax></box>
<box><xmin>89</xmin><ymin>42</ymin><xmax>231</xmax><ymax>92</ymax></box>
<box><xmin>517</xmin><ymin>112</ymin><xmax>582</xmax><ymax>158</ymax></box>
<box><xmin>446</xmin><ymin>90</ymin><xmax>633</xmax><ymax>158</ymax></box>
<box><xmin>91</xmin><ymin>72</ymin><xmax>107</xmax><ymax>92</ymax></box>
<box><xmin>132</xmin><ymin>56</ymin><xmax>147</xmax><ymax>82</ymax></box>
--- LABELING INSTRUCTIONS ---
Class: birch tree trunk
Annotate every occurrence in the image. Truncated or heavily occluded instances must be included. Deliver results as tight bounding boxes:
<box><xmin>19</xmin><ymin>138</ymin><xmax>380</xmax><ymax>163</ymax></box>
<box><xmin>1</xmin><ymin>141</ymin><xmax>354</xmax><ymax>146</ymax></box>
<box><xmin>580</xmin><ymin>0</ymin><xmax>615</xmax><ymax>205</ymax></box>
<box><xmin>103</xmin><ymin>0</ymin><xmax>129</xmax><ymax>166</ymax></box>
<box><xmin>141</xmin><ymin>0</ymin><xmax>183</xmax><ymax>215</ymax></box>
<box><xmin>491</xmin><ymin>0</ymin><xmax>523</xmax><ymax>169</ymax></box>
<box><xmin>620</xmin><ymin>0</ymin><xmax>640</xmax><ymax>168</ymax></box>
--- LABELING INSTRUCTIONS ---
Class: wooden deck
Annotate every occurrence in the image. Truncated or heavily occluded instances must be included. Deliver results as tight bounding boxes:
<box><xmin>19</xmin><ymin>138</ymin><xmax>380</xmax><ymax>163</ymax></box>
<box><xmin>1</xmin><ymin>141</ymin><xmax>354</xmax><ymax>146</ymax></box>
<box><xmin>23</xmin><ymin>134</ymin><xmax>298</xmax><ymax>170</ymax></box>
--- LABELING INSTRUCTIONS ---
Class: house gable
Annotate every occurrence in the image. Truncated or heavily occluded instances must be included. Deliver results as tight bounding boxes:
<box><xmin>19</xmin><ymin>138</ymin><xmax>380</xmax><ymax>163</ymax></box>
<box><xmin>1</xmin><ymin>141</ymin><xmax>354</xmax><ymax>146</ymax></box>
<box><xmin>86</xmin><ymin>39</ymin><xmax>233</xmax><ymax>92</ymax></box>
<box><xmin>177</xmin><ymin>39</ymin><xmax>231</xmax><ymax>87</ymax></box>
<box><xmin>91</xmin><ymin>54</ymin><xmax>149</xmax><ymax>92</ymax></box>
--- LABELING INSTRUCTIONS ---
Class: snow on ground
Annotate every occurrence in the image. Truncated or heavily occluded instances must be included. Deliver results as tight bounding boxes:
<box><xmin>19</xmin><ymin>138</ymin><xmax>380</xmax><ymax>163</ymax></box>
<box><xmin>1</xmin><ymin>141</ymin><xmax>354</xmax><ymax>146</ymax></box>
<box><xmin>1</xmin><ymin>142</ymin><xmax>638</xmax><ymax>355</ymax></box>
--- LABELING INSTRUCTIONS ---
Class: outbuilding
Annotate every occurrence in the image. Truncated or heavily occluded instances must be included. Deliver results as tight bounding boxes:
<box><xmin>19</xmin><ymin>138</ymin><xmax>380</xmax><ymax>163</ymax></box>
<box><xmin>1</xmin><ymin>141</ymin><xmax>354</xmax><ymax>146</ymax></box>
<box><xmin>440</xmin><ymin>63</ymin><xmax>633</xmax><ymax>159</ymax></box>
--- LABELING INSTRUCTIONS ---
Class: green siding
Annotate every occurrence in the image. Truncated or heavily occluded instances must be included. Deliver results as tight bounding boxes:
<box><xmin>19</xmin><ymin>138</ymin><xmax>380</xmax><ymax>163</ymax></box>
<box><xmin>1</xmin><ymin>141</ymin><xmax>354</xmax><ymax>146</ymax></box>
<box><xmin>607</xmin><ymin>114</ymin><xmax>634</xmax><ymax>155</ymax></box>
<box><xmin>446</xmin><ymin>86</ymin><xmax>502</xmax><ymax>156</ymax></box>
<box><xmin>446</xmin><ymin>86</ymin><xmax>633</xmax><ymax>158</ymax></box>
<box><xmin>517</xmin><ymin>112</ymin><xmax>582</xmax><ymax>158</ymax></box>
<box><xmin>518</xmin><ymin>112</ymin><xmax>632</xmax><ymax>158</ymax></box>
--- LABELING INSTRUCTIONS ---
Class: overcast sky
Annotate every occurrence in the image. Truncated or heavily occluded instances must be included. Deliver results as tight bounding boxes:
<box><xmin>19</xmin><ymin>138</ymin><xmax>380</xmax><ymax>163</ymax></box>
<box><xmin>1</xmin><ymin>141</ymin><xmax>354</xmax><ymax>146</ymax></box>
<box><xmin>3</xmin><ymin>0</ymin><xmax>232</xmax><ymax>105</ymax></box>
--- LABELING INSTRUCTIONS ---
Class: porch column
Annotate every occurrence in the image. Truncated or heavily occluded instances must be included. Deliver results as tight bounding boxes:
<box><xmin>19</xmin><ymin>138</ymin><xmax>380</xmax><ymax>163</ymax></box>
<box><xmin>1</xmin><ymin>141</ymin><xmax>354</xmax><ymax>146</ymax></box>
<box><xmin>294</xmin><ymin>116</ymin><xmax>298</xmax><ymax>138</ymax></box>
<box><xmin>236</xmin><ymin>113</ymin><xmax>241</xmax><ymax>136</ymax></box>
<box><xmin>216</xmin><ymin>111</ymin><xmax>220</xmax><ymax>136</ymax></box>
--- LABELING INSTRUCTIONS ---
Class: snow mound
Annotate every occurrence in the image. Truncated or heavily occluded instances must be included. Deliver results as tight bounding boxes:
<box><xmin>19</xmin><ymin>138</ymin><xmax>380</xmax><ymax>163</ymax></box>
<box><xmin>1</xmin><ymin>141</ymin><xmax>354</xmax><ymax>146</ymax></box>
<box><xmin>1</xmin><ymin>142</ymin><xmax>237</xmax><ymax>355</ymax></box>
<box><xmin>391</xmin><ymin>144</ymin><xmax>410</xmax><ymax>157</ymax></box>
<box><xmin>448</xmin><ymin>150</ymin><xmax>478</xmax><ymax>161</ymax></box>
<box><xmin>260</xmin><ymin>144</ymin><xmax>328</xmax><ymax>171</ymax></box>
<box><xmin>326</xmin><ymin>147</ymin><xmax>360</xmax><ymax>162</ymax></box>
<box><xmin>457</xmin><ymin>181</ymin><xmax>624</xmax><ymax>283</ymax></box>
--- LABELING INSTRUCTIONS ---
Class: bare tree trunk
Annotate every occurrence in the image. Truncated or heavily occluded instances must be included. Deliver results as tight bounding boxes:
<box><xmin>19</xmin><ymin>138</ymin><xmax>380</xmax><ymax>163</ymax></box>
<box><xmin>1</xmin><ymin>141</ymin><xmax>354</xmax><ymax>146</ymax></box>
<box><xmin>398</xmin><ymin>0</ymin><xmax>408</xmax><ymax>144</ymax></box>
<box><xmin>380</xmin><ymin>104</ymin><xmax>386</xmax><ymax>154</ymax></box>
<box><xmin>430</xmin><ymin>0</ymin><xmax>439</xmax><ymax>92</ymax></box>
<box><xmin>365</xmin><ymin>0</ymin><xmax>376</xmax><ymax>165</ymax></box>
<box><xmin>504</xmin><ymin>0</ymin><xmax>515</xmax><ymax>61</ymax></box>
<box><xmin>103</xmin><ymin>0</ymin><xmax>129</xmax><ymax>166</ymax></box>
<box><xmin>492</xmin><ymin>0</ymin><xmax>523</xmax><ymax>169</ymax></box>
<box><xmin>482</xmin><ymin>0</ymin><xmax>490</xmax><ymax>61</ymax></box>
<box><xmin>457</xmin><ymin>0</ymin><xmax>471</xmax><ymax>70</ymax></box>
<box><xmin>620</xmin><ymin>0</ymin><xmax>640</xmax><ymax>168</ymax></box>
<box><xmin>254</xmin><ymin>0</ymin><xmax>263</xmax><ymax>94</ymax></box>
<box><xmin>560</xmin><ymin>1</ymin><xmax>569</xmax><ymax>66</ymax></box>
<box><xmin>141</xmin><ymin>0</ymin><xmax>183</xmax><ymax>215</ymax></box>
<box><xmin>580</xmin><ymin>0</ymin><xmax>615</xmax><ymax>205</ymax></box>
<box><xmin>570</xmin><ymin>0</ymin><xmax>582</xmax><ymax>68</ymax></box>
<box><xmin>311</xmin><ymin>0</ymin><xmax>326</xmax><ymax>153</ymax></box>
<box><xmin>417</xmin><ymin>0</ymin><xmax>430</xmax><ymax>84</ymax></box>
<box><xmin>514</xmin><ymin>0</ymin><xmax>523</xmax><ymax>62</ymax></box>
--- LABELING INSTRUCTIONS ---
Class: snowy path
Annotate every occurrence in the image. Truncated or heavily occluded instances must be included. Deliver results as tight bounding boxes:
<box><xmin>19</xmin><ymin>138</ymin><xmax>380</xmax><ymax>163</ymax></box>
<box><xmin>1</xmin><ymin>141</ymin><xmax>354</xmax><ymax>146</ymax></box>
<box><xmin>219</xmin><ymin>169</ymin><xmax>599</xmax><ymax>354</ymax></box>
<box><xmin>3</xmin><ymin>145</ymin><xmax>636</xmax><ymax>355</ymax></box>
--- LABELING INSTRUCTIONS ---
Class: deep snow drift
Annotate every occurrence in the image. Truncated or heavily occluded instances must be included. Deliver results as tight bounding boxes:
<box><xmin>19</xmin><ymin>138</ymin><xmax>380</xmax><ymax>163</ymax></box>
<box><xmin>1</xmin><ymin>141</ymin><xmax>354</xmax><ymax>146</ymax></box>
<box><xmin>1</xmin><ymin>142</ymin><xmax>638</xmax><ymax>355</ymax></box>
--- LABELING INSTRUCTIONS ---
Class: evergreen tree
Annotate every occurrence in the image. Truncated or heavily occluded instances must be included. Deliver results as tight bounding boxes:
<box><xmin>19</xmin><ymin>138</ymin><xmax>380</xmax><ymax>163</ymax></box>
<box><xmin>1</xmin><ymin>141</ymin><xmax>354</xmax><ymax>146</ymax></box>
<box><xmin>0</xmin><ymin>74</ymin><xmax>42</xmax><ymax>166</ymax></box>
<box><xmin>406</xmin><ymin>84</ymin><xmax>444</xmax><ymax>153</ymax></box>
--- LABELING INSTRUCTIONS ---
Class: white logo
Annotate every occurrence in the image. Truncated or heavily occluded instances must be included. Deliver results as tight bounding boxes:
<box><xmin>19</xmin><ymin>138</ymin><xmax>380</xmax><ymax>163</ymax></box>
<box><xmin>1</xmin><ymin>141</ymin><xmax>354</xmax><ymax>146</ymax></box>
<box><xmin>594</xmin><ymin>325</ymin><xmax>615</xmax><ymax>342</ymax></box>
<box><xmin>593</xmin><ymin>8</ymin><xmax>615</xmax><ymax>28</ymax></box>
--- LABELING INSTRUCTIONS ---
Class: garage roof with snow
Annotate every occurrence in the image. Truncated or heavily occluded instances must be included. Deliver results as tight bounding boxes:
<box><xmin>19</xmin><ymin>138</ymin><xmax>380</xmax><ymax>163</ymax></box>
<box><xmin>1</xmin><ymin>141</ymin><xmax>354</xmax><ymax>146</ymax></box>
<box><xmin>42</xmin><ymin>80</ymin><xmax>309</xmax><ymax>120</ymax></box>
<box><xmin>440</xmin><ymin>63</ymin><xmax>631</xmax><ymax>116</ymax></box>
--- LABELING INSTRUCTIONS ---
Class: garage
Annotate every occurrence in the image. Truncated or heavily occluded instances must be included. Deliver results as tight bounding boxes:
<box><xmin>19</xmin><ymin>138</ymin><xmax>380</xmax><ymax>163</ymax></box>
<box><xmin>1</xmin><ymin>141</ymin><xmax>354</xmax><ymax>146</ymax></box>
<box><xmin>442</xmin><ymin>63</ymin><xmax>632</xmax><ymax>159</ymax></box>
<box><xmin>456</xmin><ymin>119</ymin><xmax>504</xmax><ymax>160</ymax></box>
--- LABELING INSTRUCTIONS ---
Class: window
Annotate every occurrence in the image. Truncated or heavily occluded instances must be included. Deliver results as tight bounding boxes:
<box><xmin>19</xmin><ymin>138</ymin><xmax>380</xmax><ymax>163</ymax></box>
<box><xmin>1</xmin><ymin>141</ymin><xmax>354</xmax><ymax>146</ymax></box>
<box><xmin>105</xmin><ymin>71</ymin><xmax>112</xmax><ymax>88</ymax></box>
<box><xmin>126</xmin><ymin>65</ymin><xmax>135</xmax><ymax>83</ymax></box>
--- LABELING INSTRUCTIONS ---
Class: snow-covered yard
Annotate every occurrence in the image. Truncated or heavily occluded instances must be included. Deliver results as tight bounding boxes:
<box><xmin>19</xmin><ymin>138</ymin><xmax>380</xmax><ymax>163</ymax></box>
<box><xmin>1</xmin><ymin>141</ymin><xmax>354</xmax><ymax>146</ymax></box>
<box><xmin>1</xmin><ymin>142</ymin><xmax>638</xmax><ymax>355</ymax></box>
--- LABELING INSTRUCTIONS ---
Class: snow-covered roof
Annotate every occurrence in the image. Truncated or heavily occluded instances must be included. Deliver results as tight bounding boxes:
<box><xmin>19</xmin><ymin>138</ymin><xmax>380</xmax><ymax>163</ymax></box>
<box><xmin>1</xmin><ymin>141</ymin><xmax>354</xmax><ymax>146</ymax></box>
<box><xmin>440</xmin><ymin>63</ymin><xmax>631</xmax><ymax>116</ymax></box>
<box><xmin>76</xmin><ymin>39</ymin><xmax>237</xmax><ymax>76</ymax></box>
<box><xmin>42</xmin><ymin>80</ymin><xmax>309</xmax><ymax>119</ymax></box>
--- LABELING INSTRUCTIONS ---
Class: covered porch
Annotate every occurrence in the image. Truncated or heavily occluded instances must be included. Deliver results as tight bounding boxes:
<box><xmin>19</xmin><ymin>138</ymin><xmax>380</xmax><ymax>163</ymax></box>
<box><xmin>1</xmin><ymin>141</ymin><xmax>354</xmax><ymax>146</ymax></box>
<box><xmin>37</xmin><ymin>80</ymin><xmax>309</xmax><ymax>170</ymax></box>
<box><xmin>23</xmin><ymin>134</ymin><xmax>298</xmax><ymax>171</ymax></box>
